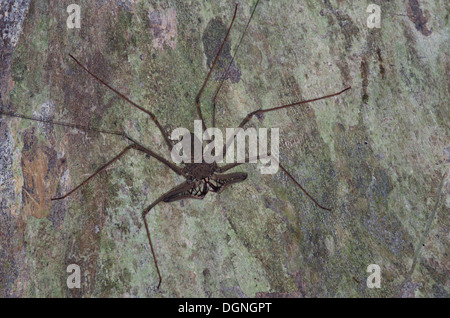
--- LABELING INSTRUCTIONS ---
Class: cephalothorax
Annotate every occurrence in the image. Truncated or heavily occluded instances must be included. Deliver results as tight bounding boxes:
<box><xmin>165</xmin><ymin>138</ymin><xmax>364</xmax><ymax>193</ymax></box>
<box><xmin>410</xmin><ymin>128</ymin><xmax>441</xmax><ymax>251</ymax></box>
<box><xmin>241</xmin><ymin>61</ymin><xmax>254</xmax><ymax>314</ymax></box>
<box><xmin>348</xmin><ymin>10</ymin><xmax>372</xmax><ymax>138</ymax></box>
<box><xmin>1</xmin><ymin>1</ymin><xmax>351</xmax><ymax>289</ymax></box>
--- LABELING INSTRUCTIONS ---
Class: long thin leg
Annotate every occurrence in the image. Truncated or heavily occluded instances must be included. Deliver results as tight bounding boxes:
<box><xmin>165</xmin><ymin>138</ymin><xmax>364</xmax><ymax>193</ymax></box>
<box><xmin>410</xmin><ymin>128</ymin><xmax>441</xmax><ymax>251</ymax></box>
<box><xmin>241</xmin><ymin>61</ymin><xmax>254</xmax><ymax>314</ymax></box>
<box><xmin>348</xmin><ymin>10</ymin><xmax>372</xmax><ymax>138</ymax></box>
<box><xmin>0</xmin><ymin>110</ymin><xmax>125</xmax><ymax>137</ymax></box>
<box><xmin>141</xmin><ymin>194</ymin><xmax>167</xmax><ymax>290</ymax></box>
<box><xmin>237</xmin><ymin>87</ymin><xmax>351</xmax><ymax>130</ymax></box>
<box><xmin>278</xmin><ymin>163</ymin><xmax>331</xmax><ymax>211</ymax></box>
<box><xmin>142</xmin><ymin>181</ymin><xmax>200</xmax><ymax>289</ymax></box>
<box><xmin>218</xmin><ymin>154</ymin><xmax>331</xmax><ymax>211</ymax></box>
<box><xmin>212</xmin><ymin>0</ymin><xmax>261</xmax><ymax>128</ymax></box>
<box><xmin>52</xmin><ymin>145</ymin><xmax>135</xmax><ymax>200</ymax></box>
<box><xmin>68</xmin><ymin>54</ymin><xmax>174</xmax><ymax>150</ymax></box>
<box><xmin>195</xmin><ymin>4</ymin><xmax>238</xmax><ymax>133</ymax></box>
<box><xmin>126</xmin><ymin>136</ymin><xmax>184</xmax><ymax>176</ymax></box>
<box><xmin>52</xmin><ymin>142</ymin><xmax>183</xmax><ymax>200</ymax></box>
<box><xmin>222</xmin><ymin>87</ymin><xmax>351</xmax><ymax>158</ymax></box>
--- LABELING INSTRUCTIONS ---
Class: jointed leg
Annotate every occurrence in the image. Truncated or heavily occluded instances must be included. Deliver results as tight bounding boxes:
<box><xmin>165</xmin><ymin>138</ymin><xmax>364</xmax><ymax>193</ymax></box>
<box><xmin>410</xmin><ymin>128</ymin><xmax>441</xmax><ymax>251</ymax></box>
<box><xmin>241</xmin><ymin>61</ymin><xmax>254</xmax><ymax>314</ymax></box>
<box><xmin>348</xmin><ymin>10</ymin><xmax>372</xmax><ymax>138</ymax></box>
<box><xmin>68</xmin><ymin>54</ymin><xmax>174</xmax><ymax>151</ymax></box>
<box><xmin>222</xmin><ymin>87</ymin><xmax>351</xmax><ymax>158</ymax></box>
<box><xmin>128</xmin><ymin>136</ymin><xmax>184</xmax><ymax>176</ymax></box>
<box><xmin>218</xmin><ymin>154</ymin><xmax>332</xmax><ymax>211</ymax></box>
<box><xmin>195</xmin><ymin>4</ymin><xmax>238</xmax><ymax>133</ymax></box>
<box><xmin>141</xmin><ymin>194</ymin><xmax>167</xmax><ymax>290</ymax></box>
<box><xmin>218</xmin><ymin>88</ymin><xmax>352</xmax><ymax>208</ymax></box>
<box><xmin>141</xmin><ymin>181</ymin><xmax>200</xmax><ymax>289</ymax></box>
<box><xmin>212</xmin><ymin>0</ymin><xmax>261</xmax><ymax>128</ymax></box>
<box><xmin>51</xmin><ymin>134</ymin><xmax>193</xmax><ymax>289</ymax></box>
<box><xmin>0</xmin><ymin>111</ymin><xmax>125</xmax><ymax>137</ymax></box>
<box><xmin>52</xmin><ymin>142</ymin><xmax>183</xmax><ymax>200</ymax></box>
<box><xmin>278</xmin><ymin>163</ymin><xmax>331</xmax><ymax>211</ymax></box>
<box><xmin>237</xmin><ymin>87</ymin><xmax>351</xmax><ymax>130</ymax></box>
<box><xmin>52</xmin><ymin>145</ymin><xmax>134</xmax><ymax>200</ymax></box>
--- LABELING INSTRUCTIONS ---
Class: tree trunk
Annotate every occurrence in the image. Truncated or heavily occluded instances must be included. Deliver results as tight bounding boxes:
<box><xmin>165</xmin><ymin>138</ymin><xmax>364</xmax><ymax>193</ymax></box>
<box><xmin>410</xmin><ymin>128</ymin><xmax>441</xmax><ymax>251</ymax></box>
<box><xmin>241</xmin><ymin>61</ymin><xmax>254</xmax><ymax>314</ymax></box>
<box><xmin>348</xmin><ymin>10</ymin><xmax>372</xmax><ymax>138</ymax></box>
<box><xmin>0</xmin><ymin>0</ymin><xmax>448</xmax><ymax>297</ymax></box>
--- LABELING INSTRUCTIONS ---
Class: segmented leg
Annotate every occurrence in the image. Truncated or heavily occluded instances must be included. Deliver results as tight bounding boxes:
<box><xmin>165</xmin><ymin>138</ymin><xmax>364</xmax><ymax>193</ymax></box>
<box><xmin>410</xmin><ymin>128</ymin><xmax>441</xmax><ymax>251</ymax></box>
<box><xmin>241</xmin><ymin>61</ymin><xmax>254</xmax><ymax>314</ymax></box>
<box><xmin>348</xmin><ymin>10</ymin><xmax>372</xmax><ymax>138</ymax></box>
<box><xmin>68</xmin><ymin>54</ymin><xmax>174</xmax><ymax>151</ymax></box>
<box><xmin>195</xmin><ymin>4</ymin><xmax>238</xmax><ymax>133</ymax></box>
<box><xmin>212</xmin><ymin>0</ymin><xmax>261</xmax><ymax>128</ymax></box>
<box><xmin>0</xmin><ymin>111</ymin><xmax>125</xmax><ymax>137</ymax></box>
<box><xmin>218</xmin><ymin>154</ymin><xmax>331</xmax><ymax>211</ymax></box>
<box><xmin>52</xmin><ymin>141</ymin><xmax>183</xmax><ymax>200</ymax></box>
<box><xmin>237</xmin><ymin>87</ymin><xmax>352</xmax><ymax>130</ymax></box>
<box><xmin>52</xmin><ymin>145</ymin><xmax>135</xmax><ymax>200</ymax></box>
<box><xmin>222</xmin><ymin>87</ymin><xmax>351</xmax><ymax>158</ymax></box>
<box><xmin>142</xmin><ymin>181</ymin><xmax>207</xmax><ymax>289</ymax></box>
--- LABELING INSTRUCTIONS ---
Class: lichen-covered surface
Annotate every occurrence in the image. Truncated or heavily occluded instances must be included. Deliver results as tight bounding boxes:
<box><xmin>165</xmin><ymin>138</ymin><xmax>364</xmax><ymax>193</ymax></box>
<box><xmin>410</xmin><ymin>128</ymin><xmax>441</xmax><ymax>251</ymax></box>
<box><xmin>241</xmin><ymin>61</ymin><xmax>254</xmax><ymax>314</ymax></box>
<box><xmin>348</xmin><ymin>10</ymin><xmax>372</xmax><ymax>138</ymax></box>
<box><xmin>0</xmin><ymin>0</ymin><xmax>449</xmax><ymax>298</ymax></box>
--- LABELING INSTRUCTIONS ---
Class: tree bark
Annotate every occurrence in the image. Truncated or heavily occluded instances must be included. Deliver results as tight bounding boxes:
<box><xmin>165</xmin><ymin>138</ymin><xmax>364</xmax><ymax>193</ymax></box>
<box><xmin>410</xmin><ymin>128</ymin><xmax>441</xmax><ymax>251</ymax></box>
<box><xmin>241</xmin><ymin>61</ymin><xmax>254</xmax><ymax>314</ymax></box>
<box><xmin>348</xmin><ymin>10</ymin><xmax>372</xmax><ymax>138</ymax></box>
<box><xmin>0</xmin><ymin>0</ymin><xmax>448</xmax><ymax>297</ymax></box>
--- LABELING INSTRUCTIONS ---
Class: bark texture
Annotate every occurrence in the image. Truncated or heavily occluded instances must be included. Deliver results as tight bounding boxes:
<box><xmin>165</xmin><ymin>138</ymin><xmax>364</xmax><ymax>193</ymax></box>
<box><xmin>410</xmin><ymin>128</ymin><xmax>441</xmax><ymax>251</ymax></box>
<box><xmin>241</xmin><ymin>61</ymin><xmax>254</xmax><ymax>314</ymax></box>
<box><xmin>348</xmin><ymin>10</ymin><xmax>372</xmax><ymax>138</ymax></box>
<box><xmin>0</xmin><ymin>0</ymin><xmax>449</xmax><ymax>297</ymax></box>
